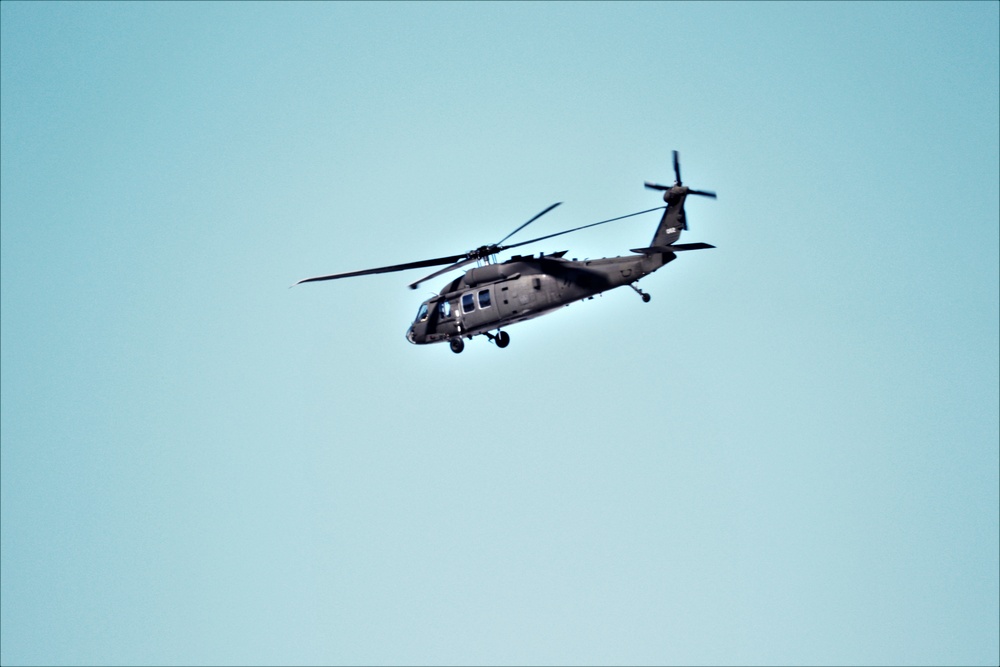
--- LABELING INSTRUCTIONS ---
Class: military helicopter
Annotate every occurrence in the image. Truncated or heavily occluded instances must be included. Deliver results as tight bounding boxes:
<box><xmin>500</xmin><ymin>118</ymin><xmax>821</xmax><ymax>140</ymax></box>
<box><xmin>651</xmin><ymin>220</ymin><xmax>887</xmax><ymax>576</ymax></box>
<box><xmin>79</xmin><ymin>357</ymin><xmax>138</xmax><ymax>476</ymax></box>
<box><xmin>295</xmin><ymin>151</ymin><xmax>716</xmax><ymax>353</ymax></box>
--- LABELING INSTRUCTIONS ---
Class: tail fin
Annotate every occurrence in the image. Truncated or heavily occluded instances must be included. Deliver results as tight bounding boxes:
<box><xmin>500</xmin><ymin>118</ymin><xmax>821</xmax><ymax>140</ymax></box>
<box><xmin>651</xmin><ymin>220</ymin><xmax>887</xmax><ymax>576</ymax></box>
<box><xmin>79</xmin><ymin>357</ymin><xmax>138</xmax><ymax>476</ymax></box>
<box><xmin>649</xmin><ymin>192</ymin><xmax>689</xmax><ymax>247</ymax></box>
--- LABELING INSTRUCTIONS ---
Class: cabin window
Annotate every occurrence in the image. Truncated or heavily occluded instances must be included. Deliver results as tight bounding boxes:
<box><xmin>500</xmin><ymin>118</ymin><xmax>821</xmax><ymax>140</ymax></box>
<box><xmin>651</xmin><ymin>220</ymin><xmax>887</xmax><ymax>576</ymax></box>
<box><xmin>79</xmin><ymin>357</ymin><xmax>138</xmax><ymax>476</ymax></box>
<box><xmin>438</xmin><ymin>300</ymin><xmax>451</xmax><ymax>318</ymax></box>
<box><xmin>416</xmin><ymin>304</ymin><xmax>429</xmax><ymax>322</ymax></box>
<box><xmin>478</xmin><ymin>289</ymin><xmax>491</xmax><ymax>308</ymax></box>
<box><xmin>462</xmin><ymin>293</ymin><xmax>475</xmax><ymax>313</ymax></box>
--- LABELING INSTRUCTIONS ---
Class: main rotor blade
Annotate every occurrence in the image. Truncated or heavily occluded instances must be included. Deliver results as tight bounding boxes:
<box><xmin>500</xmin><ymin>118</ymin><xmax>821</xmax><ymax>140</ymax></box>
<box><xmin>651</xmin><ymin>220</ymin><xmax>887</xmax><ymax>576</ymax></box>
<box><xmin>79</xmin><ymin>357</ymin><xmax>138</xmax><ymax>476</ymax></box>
<box><xmin>495</xmin><ymin>202</ymin><xmax>562</xmax><ymax>246</ymax></box>
<box><xmin>294</xmin><ymin>253</ymin><xmax>468</xmax><ymax>286</ymax></box>
<box><xmin>408</xmin><ymin>256</ymin><xmax>479</xmax><ymax>290</ymax></box>
<box><xmin>501</xmin><ymin>205</ymin><xmax>666</xmax><ymax>252</ymax></box>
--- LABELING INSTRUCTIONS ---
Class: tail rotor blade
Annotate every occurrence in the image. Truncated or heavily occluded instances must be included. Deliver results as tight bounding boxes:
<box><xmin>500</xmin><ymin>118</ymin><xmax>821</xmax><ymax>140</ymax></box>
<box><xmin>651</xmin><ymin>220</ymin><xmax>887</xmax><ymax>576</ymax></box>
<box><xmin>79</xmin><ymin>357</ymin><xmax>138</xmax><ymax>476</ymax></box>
<box><xmin>673</xmin><ymin>150</ymin><xmax>682</xmax><ymax>185</ymax></box>
<box><xmin>644</xmin><ymin>181</ymin><xmax>670</xmax><ymax>191</ymax></box>
<box><xmin>687</xmin><ymin>189</ymin><xmax>717</xmax><ymax>199</ymax></box>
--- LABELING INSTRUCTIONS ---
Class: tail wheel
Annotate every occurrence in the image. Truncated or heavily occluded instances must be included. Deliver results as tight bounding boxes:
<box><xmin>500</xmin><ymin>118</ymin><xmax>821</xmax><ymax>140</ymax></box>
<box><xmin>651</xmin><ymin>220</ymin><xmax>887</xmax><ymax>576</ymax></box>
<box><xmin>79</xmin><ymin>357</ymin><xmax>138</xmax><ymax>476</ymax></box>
<box><xmin>495</xmin><ymin>331</ymin><xmax>510</xmax><ymax>348</ymax></box>
<box><xmin>449</xmin><ymin>338</ymin><xmax>465</xmax><ymax>354</ymax></box>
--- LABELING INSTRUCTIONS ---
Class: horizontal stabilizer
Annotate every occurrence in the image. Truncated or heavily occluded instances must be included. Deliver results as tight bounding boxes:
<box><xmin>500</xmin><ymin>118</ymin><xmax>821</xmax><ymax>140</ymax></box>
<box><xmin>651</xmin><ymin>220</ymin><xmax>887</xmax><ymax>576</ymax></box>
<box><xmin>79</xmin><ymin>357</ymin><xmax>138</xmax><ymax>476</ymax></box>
<box><xmin>630</xmin><ymin>242</ymin><xmax>716</xmax><ymax>254</ymax></box>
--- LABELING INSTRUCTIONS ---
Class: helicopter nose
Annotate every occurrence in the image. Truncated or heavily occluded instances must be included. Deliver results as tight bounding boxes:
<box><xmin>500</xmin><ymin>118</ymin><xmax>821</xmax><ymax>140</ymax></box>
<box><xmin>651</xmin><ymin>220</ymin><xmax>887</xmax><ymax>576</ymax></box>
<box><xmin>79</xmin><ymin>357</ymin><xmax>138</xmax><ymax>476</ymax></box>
<box><xmin>406</xmin><ymin>327</ymin><xmax>416</xmax><ymax>344</ymax></box>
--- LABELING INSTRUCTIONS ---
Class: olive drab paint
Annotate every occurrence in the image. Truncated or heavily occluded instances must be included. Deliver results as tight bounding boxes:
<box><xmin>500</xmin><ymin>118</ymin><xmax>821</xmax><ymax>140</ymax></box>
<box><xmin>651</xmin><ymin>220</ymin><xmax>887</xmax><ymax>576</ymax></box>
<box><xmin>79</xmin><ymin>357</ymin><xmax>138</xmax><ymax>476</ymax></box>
<box><xmin>297</xmin><ymin>151</ymin><xmax>717</xmax><ymax>353</ymax></box>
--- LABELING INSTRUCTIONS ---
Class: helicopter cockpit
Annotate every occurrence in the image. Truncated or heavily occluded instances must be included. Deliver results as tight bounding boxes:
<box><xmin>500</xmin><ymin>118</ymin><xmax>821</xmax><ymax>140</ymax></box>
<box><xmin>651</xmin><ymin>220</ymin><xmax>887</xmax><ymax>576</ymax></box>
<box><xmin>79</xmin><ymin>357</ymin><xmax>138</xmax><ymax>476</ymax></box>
<box><xmin>407</xmin><ymin>297</ymin><xmax>459</xmax><ymax>345</ymax></box>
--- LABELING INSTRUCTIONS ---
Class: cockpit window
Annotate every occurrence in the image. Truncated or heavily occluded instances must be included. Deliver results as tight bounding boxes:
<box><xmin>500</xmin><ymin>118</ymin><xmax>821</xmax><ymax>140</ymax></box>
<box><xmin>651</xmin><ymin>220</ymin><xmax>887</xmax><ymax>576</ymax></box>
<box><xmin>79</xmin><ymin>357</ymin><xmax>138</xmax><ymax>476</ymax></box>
<box><xmin>439</xmin><ymin>300</ymin><xmax>452</xmax><ymax>318</ymax></box>
<box><xmin>478</xmin><ymin>289</ymin><xmax>491</xmax><ymax>308</ymax></box>
<box><xmin>462</xmin><ymin>293</ymin><xmax>475</xmax><ymax>313</ymax></box>
<box><xmin>416</xmin><ymin>304</ymin><xmax>429</xmax><ymax>322</ymax></box>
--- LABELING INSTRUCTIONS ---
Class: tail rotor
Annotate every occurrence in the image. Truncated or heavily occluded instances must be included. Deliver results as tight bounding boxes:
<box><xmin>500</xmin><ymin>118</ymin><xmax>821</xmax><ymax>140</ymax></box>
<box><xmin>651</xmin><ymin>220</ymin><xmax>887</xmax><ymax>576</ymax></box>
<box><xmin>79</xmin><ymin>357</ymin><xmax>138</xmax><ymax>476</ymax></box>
<box><xmin>645</xmin><ymin>150</ymin><xmax>716</xmax><ymax>242</ymax></box>
<box><xmin>644</xmin><ymin>151</ymin><xmax>716</xmax><ymax>199</ymax></box>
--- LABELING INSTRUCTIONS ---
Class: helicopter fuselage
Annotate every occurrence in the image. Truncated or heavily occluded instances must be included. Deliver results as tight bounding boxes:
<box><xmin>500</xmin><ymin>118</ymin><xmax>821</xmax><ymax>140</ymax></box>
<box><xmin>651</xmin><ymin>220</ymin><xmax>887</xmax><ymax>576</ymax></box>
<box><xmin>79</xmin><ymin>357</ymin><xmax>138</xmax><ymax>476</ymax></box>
<box><xmin>296</xmin><ymin>151</ymin><xmax>715</xmax><ymax>353</ymax></box>
<box><xmin>406</xmin><ymin>250</ymin><xmax>674</xmax><ymax>346</ymax></box>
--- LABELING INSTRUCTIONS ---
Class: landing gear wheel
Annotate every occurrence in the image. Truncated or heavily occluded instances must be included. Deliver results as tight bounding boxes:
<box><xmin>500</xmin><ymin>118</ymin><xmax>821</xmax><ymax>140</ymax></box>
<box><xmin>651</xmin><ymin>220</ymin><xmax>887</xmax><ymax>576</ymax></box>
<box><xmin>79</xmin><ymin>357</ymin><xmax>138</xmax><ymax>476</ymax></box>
<box><xmin>495</xmin><ymin>331</ymin><xmax>510</xmax><ymax>348</ymax></box>
<box><xmin>449</xmin><ymin>338</ymin><xmax>465</xmax><ymax>354</ymax></box>
<box><xmin>630</xmin><ymin>282</ymin><xmax>651</xmax><ymax>302</ymax></box>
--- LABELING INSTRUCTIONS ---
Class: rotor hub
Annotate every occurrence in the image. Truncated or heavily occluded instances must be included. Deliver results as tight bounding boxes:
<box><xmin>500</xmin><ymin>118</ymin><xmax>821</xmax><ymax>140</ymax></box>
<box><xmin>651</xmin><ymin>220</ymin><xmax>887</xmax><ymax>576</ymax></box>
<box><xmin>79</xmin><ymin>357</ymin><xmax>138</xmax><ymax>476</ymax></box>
<box><xmin>471</xmin><ymin>244</ymin><xmax>500</xmax><ymax>260</ymax></box>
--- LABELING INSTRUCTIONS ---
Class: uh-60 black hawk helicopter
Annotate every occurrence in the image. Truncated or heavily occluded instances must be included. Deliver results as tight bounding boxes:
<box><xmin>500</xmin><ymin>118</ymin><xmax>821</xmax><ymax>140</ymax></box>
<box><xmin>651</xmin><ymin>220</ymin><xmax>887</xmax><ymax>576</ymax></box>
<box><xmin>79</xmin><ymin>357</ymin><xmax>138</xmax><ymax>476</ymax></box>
<box><xmin>295</xmin><ymin>151</ymin><xmax>717</xmax><ymax>353</ymax></box>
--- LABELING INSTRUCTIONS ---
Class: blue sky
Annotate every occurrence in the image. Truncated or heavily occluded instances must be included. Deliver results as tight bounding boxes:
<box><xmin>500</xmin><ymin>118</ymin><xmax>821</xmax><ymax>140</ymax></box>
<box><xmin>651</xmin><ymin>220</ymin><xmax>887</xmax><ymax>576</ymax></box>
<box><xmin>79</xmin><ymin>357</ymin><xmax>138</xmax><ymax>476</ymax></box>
<box><xmin>1</xmin><ymin>2</ymin><xmax>997</xmax><ymax>665</ymax></box>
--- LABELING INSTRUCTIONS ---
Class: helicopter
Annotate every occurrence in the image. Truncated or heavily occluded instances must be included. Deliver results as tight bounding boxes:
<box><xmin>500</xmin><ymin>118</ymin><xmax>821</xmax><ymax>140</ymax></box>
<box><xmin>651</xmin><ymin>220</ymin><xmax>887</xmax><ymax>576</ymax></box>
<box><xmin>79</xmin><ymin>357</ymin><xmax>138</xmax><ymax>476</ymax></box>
<box><xmin>295</xmin><ymin>151</ymin><xmax>717</xmax><ymax>353</ymax></box>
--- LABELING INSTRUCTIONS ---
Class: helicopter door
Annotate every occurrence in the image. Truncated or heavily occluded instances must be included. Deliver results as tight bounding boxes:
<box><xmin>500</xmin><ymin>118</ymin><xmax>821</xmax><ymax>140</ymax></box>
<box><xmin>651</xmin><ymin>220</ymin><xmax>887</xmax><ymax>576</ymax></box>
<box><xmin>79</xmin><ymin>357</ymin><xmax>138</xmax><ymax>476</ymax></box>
<box><xmin>434</xmin><ymin>297</ymin><xmax>459</xmax><ymax>336</ymax></box>
<box><xmin>458</xmin><ymin>286</ymin><xmax>497</xmax><ymax>331</ymax></box>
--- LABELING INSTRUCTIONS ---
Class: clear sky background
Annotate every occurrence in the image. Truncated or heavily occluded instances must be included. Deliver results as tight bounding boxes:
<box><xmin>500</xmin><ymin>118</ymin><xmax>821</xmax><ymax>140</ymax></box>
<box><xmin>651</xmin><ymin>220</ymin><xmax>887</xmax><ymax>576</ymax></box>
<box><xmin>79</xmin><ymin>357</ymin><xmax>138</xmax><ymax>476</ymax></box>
<box><xmin>2</xmin><ymin>2</ymin><xmax>998</xmax><ymax>665</ymax></box>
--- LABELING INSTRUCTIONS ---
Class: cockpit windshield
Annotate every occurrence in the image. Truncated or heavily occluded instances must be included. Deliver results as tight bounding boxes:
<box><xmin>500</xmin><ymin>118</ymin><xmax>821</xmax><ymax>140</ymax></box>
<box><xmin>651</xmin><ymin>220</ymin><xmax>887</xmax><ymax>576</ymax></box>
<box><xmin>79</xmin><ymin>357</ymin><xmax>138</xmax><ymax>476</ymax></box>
<box><xmin>415</xmin><ymin>303</ymin><xmax>429</xmax><ymax>322</ymax></box>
